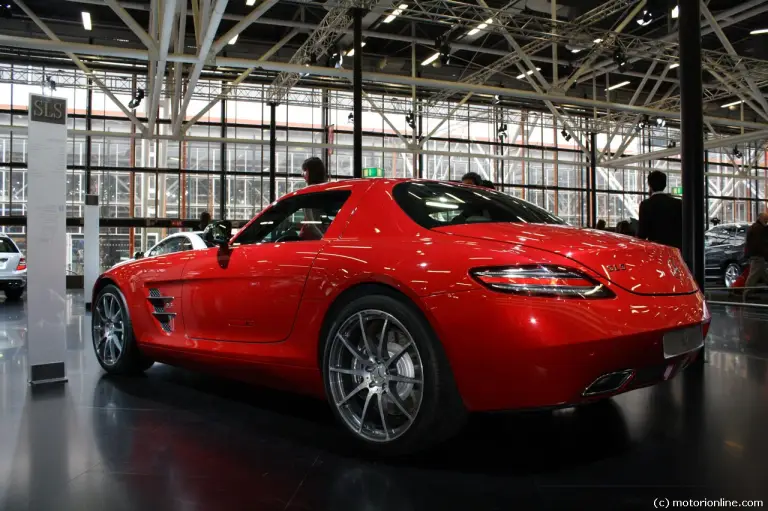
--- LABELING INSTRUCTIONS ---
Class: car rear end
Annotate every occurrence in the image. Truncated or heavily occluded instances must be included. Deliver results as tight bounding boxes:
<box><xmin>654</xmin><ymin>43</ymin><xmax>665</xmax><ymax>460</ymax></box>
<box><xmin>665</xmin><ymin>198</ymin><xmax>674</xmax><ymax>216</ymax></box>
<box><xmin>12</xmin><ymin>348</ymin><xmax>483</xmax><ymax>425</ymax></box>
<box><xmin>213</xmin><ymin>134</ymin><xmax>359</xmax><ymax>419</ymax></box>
<box><xmin>0</xmin><ymin>236</ymin><xmax>27</xmax><ymax>299</ymax></box>
<box><xmin>390</xmin><ymin>181</ymin><xmax>708</xmax><ymax>412</ymax></box>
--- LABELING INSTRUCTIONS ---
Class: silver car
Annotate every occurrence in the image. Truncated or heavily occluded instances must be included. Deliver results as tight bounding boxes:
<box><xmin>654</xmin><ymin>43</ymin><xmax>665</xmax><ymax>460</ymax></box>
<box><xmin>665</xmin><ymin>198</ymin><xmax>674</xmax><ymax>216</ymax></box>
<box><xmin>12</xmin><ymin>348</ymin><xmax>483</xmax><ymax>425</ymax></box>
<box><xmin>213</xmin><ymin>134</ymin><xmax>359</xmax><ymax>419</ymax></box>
<box><xmin>0</xmin><ymin>235</ymin><xmax>26</xmax><ymax>301</ymax></box>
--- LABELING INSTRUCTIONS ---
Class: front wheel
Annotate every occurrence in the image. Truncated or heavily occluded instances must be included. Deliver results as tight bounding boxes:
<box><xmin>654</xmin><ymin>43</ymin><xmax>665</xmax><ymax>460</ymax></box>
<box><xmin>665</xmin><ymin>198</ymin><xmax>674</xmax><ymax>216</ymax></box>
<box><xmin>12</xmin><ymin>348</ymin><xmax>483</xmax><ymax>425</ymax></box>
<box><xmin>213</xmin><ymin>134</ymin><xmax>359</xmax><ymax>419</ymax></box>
<box><xmin>92</xmin><ymin>284</ymin><xmax>154</xmax><ymax>374</ymax></box>
<box><xmin>322</xmin><ymin>294</ymin><xmax>465</xmax><ymax>455</ymax></box>
<box><xmin>724</xmin><ymin>262</ymin><xmax>742</xmax><ymax>288</ymax></box>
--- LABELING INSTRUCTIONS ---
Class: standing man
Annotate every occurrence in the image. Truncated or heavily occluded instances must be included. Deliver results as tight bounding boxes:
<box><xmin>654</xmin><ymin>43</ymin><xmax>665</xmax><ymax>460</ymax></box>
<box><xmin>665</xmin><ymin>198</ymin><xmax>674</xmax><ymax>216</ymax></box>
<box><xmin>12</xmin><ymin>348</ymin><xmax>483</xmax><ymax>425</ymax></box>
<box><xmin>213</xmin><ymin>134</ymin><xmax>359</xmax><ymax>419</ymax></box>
<box><xmin>199</xmin><ymin>211</ymin><xmax>211</xmax><ymax>231</ymax></box>
<box><xmin>743</xmin><ymin>212</ymin><xmax>768</xmax><ymax>299</ymax></box>
<box><xmin>461</xmin><ymin>172</ymin><xmax>483</xmax><ymax>186</ymax></box>
<box><xmin>638</xmin><ymin>171</ymin><xmax>683</xmax><ymax>250</ymax></box>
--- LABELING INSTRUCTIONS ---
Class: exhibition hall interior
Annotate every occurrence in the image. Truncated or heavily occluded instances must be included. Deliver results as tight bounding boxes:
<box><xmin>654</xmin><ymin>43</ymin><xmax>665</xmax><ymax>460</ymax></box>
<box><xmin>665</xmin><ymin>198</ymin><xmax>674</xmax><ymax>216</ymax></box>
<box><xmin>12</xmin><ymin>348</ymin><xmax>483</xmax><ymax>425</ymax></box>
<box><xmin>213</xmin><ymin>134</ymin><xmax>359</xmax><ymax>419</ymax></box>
<box><xmin>1</xmin><ymin>0</ymin><xmax>768</xmax><ymax>508</ymax></box>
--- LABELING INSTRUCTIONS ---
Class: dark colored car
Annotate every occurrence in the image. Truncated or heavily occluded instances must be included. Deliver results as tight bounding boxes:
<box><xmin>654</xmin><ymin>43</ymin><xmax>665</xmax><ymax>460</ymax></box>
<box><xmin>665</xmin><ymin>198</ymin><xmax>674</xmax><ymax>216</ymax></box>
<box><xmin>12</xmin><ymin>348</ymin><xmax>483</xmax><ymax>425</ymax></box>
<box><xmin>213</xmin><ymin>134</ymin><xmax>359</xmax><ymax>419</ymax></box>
<box><xmin>705</xmin><ymin>223</ymin><xmax>748</xmax><ymax>287</ymax></box>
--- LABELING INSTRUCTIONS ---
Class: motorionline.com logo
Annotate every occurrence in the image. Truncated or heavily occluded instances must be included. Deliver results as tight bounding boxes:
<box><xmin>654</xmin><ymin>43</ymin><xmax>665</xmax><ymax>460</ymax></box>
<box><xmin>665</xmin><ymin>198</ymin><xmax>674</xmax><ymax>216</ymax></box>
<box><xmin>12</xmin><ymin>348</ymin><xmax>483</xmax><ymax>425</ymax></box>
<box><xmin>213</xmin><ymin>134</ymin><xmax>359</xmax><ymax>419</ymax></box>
<box><xmin>669</xmin><ymin>500</ymin><xmax>763</xmax><ymax>508</ymax></box>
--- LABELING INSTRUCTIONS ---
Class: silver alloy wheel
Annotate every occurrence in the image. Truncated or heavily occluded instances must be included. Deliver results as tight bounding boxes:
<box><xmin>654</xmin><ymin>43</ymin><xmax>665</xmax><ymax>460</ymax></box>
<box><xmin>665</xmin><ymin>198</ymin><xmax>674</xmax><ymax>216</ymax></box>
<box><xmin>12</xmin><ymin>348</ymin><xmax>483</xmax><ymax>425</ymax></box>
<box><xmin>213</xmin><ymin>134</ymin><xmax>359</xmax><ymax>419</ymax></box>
<box><xmin>725</xmin><ymin>264</ymin><xmax>741</xmax><ymax>288</ymax></box>
<box><xmin>328</xmin><ymin>310</ymin><xmax>424</xmax><ymax>443</ymax></box>
<box><xmin>93</xmin><ymin>292</ymin><xmax>126</xmax><ymax>366</ymax></box>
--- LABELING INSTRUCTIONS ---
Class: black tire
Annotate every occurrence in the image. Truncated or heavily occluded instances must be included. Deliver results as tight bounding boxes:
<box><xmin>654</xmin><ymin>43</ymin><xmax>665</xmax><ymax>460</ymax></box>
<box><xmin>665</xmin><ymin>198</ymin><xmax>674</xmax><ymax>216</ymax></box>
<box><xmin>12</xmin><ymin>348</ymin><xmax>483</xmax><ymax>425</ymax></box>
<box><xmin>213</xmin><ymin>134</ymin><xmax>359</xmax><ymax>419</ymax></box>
<box><xmin>92</xmin><ymin>284</ymin><xmax>154</xmax><ymax>375</ymax></box>
<box><xmin>321</xmin><ymin>293</ymin><xmax>466</xmax><ymax>456</ymax></box>
<box><xmin>3</xmin><ymin>289</ymin><xmax>24</xmax><ymax>301</ymax></box>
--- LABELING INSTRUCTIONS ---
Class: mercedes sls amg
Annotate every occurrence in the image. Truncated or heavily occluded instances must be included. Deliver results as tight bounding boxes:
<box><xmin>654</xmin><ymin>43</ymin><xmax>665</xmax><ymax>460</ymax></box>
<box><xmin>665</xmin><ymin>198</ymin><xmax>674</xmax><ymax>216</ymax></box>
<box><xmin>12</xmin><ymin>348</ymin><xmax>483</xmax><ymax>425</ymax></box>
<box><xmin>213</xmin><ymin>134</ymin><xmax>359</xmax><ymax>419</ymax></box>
<box><xmin>91</xmin><ymin>179</ymin><xmax>709</xmax><ymax>454</ymax></box>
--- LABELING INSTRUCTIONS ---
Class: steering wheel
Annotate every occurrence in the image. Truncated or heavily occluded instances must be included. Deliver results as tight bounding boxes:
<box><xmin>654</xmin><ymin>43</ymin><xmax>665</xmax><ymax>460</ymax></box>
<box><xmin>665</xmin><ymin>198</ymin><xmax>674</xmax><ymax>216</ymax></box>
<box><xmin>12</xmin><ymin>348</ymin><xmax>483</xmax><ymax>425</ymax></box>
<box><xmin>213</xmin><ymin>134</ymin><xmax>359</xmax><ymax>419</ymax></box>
<box><xmin>275</xmin><ymin>234</ymin><xmax>302</xmax><ymax>243</ymax></box>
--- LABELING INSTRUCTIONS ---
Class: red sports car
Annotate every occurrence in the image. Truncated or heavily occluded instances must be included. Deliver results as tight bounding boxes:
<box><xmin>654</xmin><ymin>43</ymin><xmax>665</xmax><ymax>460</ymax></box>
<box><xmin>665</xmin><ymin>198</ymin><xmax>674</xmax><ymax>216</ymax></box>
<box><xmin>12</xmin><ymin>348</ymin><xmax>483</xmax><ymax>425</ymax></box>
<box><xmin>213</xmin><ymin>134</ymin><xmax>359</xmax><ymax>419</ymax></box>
<box><xmin>91</xmin><ymin>179</ymin><xmax>709</xmax><ymax>454</ymax></box>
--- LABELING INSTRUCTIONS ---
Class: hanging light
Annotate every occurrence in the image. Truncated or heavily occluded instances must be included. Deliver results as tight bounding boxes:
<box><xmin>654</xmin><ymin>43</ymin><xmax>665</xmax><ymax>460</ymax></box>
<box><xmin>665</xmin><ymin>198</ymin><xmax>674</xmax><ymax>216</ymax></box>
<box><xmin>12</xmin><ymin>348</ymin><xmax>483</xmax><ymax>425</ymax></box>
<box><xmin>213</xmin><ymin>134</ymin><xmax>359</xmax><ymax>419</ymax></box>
<box><xmin>347</xmin><ymin>112</ymin><xmax>354</xmax><ymax>123</ymax></box>
<box><xmin>128</xmin><ymin>88</ymin><xmax>144</xmax><ymax>109</ymax></box>
<box><xmin>655</xmin><ymin>117</ymin><xmax>666</xmax><ymax>128</ymax></box>
<box><xmin>405</xmin><ymin>111</ymin><xmax>415</xmax><ymax>129</ymax></box>
<box><xmin>636</xmin><ymin>9</ymin><xmax>653</xmax><ymax>26</ymax></box>
<box><xmin>560</xmin><ymin>129</ymin><xmax>571</xmax><ymax>142</ymax></box>
<box><xmin>613</xmin><ymin>49</ymin><xmax>628</xmax><ymax>72</ymax></box>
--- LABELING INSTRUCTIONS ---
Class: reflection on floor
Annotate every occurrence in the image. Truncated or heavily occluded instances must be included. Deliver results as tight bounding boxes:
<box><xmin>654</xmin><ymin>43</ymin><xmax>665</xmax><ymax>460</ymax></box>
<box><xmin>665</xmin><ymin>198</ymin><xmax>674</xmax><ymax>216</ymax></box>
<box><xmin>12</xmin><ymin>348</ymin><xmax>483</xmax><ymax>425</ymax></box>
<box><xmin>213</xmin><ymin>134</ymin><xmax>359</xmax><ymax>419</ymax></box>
<box><xmin>1</xmin><ymin>292</ymin><xmax>767</xmax><ymax>510</ymax></box>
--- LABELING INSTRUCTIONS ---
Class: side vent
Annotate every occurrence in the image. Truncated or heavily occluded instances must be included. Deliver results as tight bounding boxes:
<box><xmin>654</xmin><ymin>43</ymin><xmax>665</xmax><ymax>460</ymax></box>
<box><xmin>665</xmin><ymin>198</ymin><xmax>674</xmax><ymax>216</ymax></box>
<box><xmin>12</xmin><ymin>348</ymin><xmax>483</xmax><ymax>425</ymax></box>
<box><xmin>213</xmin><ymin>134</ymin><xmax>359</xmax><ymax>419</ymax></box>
<box><xmin>148</xmin><ymin>288</ymin><xmax>176</xmax><ymax>333</ymax></box>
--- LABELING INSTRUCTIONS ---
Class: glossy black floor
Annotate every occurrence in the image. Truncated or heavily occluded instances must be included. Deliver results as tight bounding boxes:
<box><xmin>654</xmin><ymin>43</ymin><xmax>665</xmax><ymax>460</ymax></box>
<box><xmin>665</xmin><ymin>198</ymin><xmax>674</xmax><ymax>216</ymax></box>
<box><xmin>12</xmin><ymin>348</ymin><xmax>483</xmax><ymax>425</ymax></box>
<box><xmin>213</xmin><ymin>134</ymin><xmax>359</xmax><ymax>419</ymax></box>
<box><xmin>1</xmin><ymin>293</ymin><xmax>767</xmax><ymax>511</ymax></box>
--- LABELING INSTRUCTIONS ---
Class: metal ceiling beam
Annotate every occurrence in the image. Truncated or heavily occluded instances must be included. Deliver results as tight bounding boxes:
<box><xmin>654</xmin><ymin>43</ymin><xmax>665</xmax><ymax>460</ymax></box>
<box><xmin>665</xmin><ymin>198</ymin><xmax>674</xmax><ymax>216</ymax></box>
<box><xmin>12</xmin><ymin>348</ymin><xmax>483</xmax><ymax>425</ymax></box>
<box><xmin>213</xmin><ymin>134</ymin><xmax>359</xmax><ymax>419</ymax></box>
<box><xmin>10</xmin><ymin>0</ymin><xmax>147</xmax><ymax>134</ymax></box>
<box><xmin>603</xmin><ymin>128</ymin><xmax>768</xmax><ymax>167</ymax></box>
<box><xmin>104</xmin><ymin>0</ymin><xmax>158</xmax><ymax>54</ymax></box>
<box><xmin>173</xmin><ymin>0</ymin><xmax>230</xmax><ymax>135</ymax></box>
<box><xmin>2</xmin><ymin>32</ymin><xmax>768</xmax><ymax>132</ymax></box>
<box><xmin>210</xmin><ymin>0</ymin><xmax>279</xmax><ymax>56</ymax></box>
<box><xmin>183</xmin><ymin>28</ymin><xmax>298</xmax><ymax>131</ymax></box>
<box><xmin>171</xmin><ymin>0</ymin><xmax>187</xmax><ymax>128</ymax></box>
<box><xmin>700</xmin><ymin>1</ymin><xmax>768</xmax><ymax>118</ymax></box>
<box><xmin>147</xmin><ymin>0</ymin><xmax>177</xmax><ymax>134</ymax></box>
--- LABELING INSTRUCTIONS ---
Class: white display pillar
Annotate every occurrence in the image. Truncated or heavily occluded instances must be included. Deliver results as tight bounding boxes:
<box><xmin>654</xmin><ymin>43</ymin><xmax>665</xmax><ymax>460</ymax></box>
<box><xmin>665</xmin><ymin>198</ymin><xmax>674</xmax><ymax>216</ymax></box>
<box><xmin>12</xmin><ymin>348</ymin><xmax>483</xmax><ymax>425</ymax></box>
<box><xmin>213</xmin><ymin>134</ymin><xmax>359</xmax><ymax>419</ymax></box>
<box><xmin>83</xmin><ymin>194</ymin><xmax>100</xmax><ymax>311</ymax></box>
<box><xmin>26</xmin><ymin>93</ymin><xmax>68</xmax><ymax>385</ymax></box>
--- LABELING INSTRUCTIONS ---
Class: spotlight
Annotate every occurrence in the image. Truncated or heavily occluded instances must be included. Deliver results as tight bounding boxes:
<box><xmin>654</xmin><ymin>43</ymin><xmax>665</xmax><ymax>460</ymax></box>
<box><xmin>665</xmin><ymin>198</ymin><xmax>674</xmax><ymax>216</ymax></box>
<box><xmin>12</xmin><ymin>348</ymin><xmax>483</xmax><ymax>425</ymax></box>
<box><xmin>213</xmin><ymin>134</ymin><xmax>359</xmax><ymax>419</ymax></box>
<box><xmin>636</xmin><ymin>9</ymin><xmax>653</xmax><ymax>26</ymax></box>
<box><xmin>655</xmin><ymin>117</ymin><xmax>666</xmax><ymax>128</ymax></box>
<box><xmin>560</xmin><ymin>129</ymin><xmax>571</xmax><ymax>142</ymax></box>
<box><xmin>0</xmin><ymin>4</ymin><xmax>12</xmax><ymax>19</ymax></box>
<box><xmin>327</xmin><ymin>49</ymin><xmax>343</xmax><ymax>69</ymax></box>
<box><xmin>128</xmin><ymin>88</ymin><xmax>144</xmax><ymax>109</ymax></box>
<box><xmin>497</xmin><ymin>123</ymin><xmax>508</xmax><ymax>141</ymax></box>
<box><xmin>733</xmin><ymin>145</ymin><xmax>743</xmax><ymax>158</ymax></box>
<box><xmin>432</xmin><ymin>36</ymin><xmax>452</xmax><ymax>67</ymax></box>
<box><xmin>347</xmin><ymin>112</ymin><xmax>354</xmax><ymax>123</ymax></box>
<box><xmin>667</xmin><ymin>141</ymin><xmax>677</xmax><ymax>148</ymax></box>
<box><xmin>613</xmin><ymin>49</ymin><xmax>628</xmax><ymax>72</ymax></box>
<box><xmin>637</xmin><ymin>114</ymin><xmax>650</xmax><ymax>130</ymax></box>
<box><xmin>43</xmin><ymin>75</ymin><xmax>57</xmax><ymax>91</ymax></box>
<box><xmin>405</xmin><ymin>111</ymin><xmax>416</xmax><ymax>129</ymax></box>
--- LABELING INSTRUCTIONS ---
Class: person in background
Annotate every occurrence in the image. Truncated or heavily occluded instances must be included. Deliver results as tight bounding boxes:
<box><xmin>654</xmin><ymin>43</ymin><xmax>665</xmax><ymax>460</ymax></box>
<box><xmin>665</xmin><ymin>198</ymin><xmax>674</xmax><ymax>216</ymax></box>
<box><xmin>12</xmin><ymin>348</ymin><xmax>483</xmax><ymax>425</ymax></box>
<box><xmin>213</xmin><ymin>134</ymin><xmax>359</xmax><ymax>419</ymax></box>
<box><xmin>199</xmin><ymin>211</ymin><xmax>211</xmax><ymax>231</ymax></box>
<box><xmin>301</xmin><ymin>156</ymin><xmax>328</xmax><ymax>240</ymax></box>
<box><xmin>616</xmin><ymin>220</ymin><xmax>633</xmax><ymax>235</ymax></box>
<box><xmin>743</xmin><ymin>212</ymin><xmax>768</xmax><ymax>299</ymax></box>
<box><xmin>481</xmin><ymin>179</ymin><xmax>496</xmax><ymax>190</ymax></box>
<box><xmin>461</xmin><ymin>172</ymin><xmax>483</xmax><ymax>186</ymax></box>
<box><xmin>302</xmin><ymin>156</ymin><xmax>328</xmax><ymax>186</ymax></box>
<box><xmin>638</xmin><ymin>170</ymin><xmax>683</xmax><ymax>250</ymax></box>
<box><xmin>595</xmin><ymin>219</ymin><xmax>607</xmax><ymax>230</ymax></box>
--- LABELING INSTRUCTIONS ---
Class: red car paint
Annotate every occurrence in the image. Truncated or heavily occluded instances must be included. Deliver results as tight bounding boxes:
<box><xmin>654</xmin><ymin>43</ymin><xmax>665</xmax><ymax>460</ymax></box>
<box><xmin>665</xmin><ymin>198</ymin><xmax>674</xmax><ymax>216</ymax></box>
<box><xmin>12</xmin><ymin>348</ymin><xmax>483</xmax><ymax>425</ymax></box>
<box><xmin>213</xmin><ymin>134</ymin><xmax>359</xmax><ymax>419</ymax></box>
<box><xmin>95</xmin><ymin>179</ymin><xmax>710</xmax><ymax>411</ymax></box>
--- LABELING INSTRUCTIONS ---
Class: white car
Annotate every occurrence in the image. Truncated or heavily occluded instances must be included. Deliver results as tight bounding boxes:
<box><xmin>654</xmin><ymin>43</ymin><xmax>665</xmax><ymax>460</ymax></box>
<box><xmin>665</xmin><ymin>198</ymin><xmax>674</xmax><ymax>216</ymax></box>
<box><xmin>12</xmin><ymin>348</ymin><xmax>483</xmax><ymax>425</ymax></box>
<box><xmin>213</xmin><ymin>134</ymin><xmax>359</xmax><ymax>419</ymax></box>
<box><xmin>111</xmin><ymin>232</ymin><xmax>210</xmax><ymax>269</ymax></box>
<box><xmin>0</xmin><ymin>234</ymin><xmax>26</xmax><ymax>301</ymax></box>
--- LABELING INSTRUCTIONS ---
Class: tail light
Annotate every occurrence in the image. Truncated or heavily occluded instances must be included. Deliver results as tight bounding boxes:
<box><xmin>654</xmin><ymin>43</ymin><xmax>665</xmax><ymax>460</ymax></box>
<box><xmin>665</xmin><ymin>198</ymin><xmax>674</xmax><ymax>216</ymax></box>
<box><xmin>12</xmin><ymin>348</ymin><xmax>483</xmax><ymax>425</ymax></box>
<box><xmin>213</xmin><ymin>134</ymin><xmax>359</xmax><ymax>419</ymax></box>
<box><xmin>16</xmin><ymin>257</ymin><xmax>26</xmax><ymax>271</ymax></box>
<box><xmin>470</xmin><ymin>265</ymin><xmax>614</xmax><ymax>299</ymax></box>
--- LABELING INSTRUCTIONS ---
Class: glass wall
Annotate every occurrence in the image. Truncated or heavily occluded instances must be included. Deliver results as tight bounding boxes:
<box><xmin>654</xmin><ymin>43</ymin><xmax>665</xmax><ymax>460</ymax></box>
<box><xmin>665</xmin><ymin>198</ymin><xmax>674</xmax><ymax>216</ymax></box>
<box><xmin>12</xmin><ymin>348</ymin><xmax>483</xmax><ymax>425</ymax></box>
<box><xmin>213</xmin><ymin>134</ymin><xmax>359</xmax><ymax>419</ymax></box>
<box><xmin>0</xmin><ymin>62</ymin><xmax>765</xmax><ymax>272</ymax></box>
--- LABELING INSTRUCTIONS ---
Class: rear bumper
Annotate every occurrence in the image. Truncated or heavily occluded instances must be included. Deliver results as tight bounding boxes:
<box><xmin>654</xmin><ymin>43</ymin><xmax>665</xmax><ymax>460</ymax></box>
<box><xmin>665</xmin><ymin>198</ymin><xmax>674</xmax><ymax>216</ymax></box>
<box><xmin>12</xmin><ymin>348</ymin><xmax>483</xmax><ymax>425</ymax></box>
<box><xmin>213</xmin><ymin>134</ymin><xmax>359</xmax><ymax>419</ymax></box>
<box><xmin>421</xmin><ymin>289</ymin><xmax>708</xmax><ymax>412</ymax></box>
<box><xmin>0</xmin><ymin>274</ymin><xmax>26</xmax><ymax>290</ymax></box>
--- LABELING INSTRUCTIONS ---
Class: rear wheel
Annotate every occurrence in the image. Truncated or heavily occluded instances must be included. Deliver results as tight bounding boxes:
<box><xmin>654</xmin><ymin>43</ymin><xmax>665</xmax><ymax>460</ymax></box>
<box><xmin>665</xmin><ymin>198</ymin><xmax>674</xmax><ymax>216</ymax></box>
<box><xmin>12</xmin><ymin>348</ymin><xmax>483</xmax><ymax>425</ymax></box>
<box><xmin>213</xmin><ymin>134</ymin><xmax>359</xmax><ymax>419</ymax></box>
<box><xmin>322</xmin><ymin>294</ymin><xmax>465</xmax><ymax>456</ymax></box>
<box><xmin>3</xmin><ymin>289</ymin><xmax>23</xmax><ymax>301</ymax></box>
<box><xmin>92</xmin><ymin>285</ymin><xmax>153</xmax><ymax>374</ymax></box>
<box><xmin>724</xmin><ymin>262</ymin><xmax>741</xmax><ymax>288</ymax></box>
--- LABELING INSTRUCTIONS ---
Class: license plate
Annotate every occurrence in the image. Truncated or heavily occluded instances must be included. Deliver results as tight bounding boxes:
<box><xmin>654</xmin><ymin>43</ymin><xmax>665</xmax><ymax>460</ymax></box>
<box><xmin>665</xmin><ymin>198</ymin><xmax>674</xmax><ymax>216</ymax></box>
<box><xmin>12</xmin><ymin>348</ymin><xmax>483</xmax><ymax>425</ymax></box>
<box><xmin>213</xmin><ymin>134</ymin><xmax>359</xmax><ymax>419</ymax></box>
<box><xmin>663</xmin><ymin>325</ymin><xmax>703</xmax><ymax>358</ymax></box>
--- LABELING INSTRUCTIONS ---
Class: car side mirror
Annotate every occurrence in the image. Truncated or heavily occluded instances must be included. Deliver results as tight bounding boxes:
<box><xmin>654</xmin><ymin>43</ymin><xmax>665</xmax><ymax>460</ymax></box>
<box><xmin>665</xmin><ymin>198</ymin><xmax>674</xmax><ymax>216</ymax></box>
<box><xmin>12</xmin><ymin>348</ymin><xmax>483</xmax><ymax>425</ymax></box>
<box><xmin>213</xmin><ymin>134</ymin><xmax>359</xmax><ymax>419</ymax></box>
<box><xmin>134</xmin><ymin>251</ymin><xmax>144</xmax><ymax>259</ymax></box>
<box><xmin>204</xmin><ymin>220</ymin><xmax>231</xmax><ymax>248</ymax></box>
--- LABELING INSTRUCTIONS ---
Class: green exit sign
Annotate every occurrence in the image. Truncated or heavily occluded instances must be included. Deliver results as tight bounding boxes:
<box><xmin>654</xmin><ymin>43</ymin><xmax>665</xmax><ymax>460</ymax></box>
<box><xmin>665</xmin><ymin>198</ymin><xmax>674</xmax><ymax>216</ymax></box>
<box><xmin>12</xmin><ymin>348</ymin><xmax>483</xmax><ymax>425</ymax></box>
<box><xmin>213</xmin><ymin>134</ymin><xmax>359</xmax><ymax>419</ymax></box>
<box><xmin>362</xmin><ymin>167</ymin><xmax>384</xmax><ymax>178</ymax></box>
<box><xmin>671</xmin><ymin>186</ymin><xmax>683</xmax><ymax>195</ymax></box>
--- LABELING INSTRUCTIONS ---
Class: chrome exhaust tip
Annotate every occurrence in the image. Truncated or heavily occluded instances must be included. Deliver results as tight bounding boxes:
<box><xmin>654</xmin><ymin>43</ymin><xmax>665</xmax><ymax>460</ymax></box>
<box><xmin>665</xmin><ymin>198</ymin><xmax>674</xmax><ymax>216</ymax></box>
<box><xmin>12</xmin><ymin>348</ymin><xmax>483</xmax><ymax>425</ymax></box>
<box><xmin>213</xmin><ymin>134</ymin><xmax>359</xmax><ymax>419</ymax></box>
<box><xmin>582</xmin><ymin>370</ymin><xmax>634</xmax><ymax>397</ymax></box>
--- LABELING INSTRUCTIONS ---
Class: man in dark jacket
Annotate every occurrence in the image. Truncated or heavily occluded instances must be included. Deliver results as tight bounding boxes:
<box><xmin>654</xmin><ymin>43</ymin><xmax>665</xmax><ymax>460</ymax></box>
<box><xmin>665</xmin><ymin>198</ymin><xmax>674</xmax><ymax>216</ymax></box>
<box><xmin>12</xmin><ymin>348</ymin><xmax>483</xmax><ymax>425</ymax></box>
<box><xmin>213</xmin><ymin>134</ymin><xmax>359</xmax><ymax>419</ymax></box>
<box><xmin>638</xmin><ymin>171</ymin><xmax>683</xmax><ymax>250</ymax></box>
<box><xmin>743</xmin><ymin>213</ymin><xmax>768</xmax><ymax>298</ymax></box>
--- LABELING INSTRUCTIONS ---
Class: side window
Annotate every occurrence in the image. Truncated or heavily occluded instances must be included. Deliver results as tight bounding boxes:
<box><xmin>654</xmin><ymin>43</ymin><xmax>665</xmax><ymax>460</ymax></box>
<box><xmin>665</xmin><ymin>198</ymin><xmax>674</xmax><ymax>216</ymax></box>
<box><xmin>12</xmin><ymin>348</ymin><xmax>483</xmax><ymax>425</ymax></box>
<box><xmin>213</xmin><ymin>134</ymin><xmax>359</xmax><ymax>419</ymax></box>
<box><xmin>148</xmin><ymin>238</ymin><xmax>181</xmax><ymax>257</ymax></box>
<box><xmin>234</xmin><ymin>190</ymin><xmax>352</xmax><ymax>245</ymax></box>
<box><xmin>179</xmin><ymin>237</ymin><xmax>194</xmax><ymax>251</ymax></box>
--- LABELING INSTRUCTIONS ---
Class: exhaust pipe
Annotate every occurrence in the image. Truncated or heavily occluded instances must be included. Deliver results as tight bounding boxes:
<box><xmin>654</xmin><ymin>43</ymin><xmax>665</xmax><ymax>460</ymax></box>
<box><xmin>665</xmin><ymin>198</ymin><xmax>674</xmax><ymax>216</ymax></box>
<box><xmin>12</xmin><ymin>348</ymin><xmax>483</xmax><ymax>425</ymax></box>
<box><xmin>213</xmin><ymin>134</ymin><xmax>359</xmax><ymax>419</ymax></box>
<box><xmin>582</xmin><ymin>370</ymin><xmax>634</xmax><ymax>397</ymax></box>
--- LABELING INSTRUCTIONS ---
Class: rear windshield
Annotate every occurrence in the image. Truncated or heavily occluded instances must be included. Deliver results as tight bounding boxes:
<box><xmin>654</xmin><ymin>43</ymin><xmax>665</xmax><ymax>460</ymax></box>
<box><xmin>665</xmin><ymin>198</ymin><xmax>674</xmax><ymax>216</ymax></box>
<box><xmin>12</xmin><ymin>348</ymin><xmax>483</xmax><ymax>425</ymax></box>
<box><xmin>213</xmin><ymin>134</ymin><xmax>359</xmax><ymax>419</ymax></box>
<box><xmin>0</xmin><ymin>238</ymin><xmax>18</xmax><ymax>253</ymax></box>
<box><xmin>393</xmin><ymin>182</ymin><xmax>565</xmax><ymax>229</ymax></box>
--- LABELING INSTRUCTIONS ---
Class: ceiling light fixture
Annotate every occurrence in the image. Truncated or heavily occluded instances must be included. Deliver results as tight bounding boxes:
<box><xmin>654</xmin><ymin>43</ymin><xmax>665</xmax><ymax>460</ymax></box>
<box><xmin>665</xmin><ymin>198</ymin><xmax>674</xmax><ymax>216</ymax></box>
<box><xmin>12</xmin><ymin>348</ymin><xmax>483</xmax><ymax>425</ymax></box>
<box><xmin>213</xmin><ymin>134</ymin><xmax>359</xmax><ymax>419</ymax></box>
<box><xmin>128</xmin><ymin>88</ymin><xmax>144</xmax><ymax>109</ymax></box>
<box><xmin>636</xmin><ymin>9</ymin><xmax>653</xmax><ymax>26</ymax></box>
<box><xmin>347</xmin><ymin>112</ymin><xmax>354</xmax><ymax>123</ymax></box>
<box><xmin>593</xmin><ymin>38</ymin><xmax>603</xmax><ymax>44</ymax></box>
<box><xmin>81</xmin><ymin>11</ymin><xmax>92</xmax><ymax>31</ymax></box>
<box><xmin>560</xmin><ymin>129</ymin><xmax>571</xmax><ymax>142</ymax></box>
<box><xmin>669</xmin><ymin>62</ymin><xmax>679</xmax><ymax>69</ymax></box>
<box><xmin>515</xmin><ymin>67</ymin><xmax>541</xmax><ymax>79</ymax></box>
<box><xmin>606</xmin><ymin>80</ymin><xmax>631</xmax><ymax>91</ymax></box>
<box><xmin>721</xmin><ymin>100</ymin><xmax>744</xmax><ymax>108</ymax></box>
<box><xmin>468</xmin><ymin>18</ymin><xmax>493</xmax><ymax>36</ymax></box>
<box><xmin>228</xmin><ymin>34</ymin><xmax>238</xmax><ymax>45</ymax></box>
<box><xmin>383</xmin><ymin>4</ymin><xmax>407</xmax><ymax>23</ymax></box>
<box><xmin>750</xmin><ymin>28</ymin><xmax>768</xmax><ymax>35</ymax></box>
<box><xmin>246</xmin><ymin>0</ymin><xmax>256</xmax><ymax>5</ymax></box>
<box><xmin>671</xmin><ymin>5</ymin><xmax>679</xmax><ymax>19</ymax></box>
<box><xmin>571</xmin><ymin>48</ymin><xmax>582</xmax><ymax>54</ymax></box>
<box><xmin>613</xmin><ymin>49</ymin><xmax>628</xmax><ymax>72</ymax></box>
<box><xmin>346</xmin><ymin>42</ymin><xmax>366</xmax><ymax>57</ymax></box>
<box><xmin>656</xmin><ymin>117</ymin><xmax>666</xmax><ymax>128</ymax></box>
<box><xmin>422</xmin><ymin>51</ymin><xmax>439</xmax><ymax>66</ymax></box>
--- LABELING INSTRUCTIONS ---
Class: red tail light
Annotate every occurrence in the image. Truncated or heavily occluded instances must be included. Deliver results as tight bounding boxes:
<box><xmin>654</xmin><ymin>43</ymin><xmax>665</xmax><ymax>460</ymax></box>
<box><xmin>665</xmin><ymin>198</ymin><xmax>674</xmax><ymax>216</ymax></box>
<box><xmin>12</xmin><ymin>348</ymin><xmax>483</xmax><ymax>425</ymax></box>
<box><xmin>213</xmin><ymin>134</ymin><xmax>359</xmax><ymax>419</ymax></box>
<box><xmin>470</xmin><ymin>265</ymin><xmax>614</xmax><ymax>299</ymax></box>
<box><xmin>16</xmin><ymin>257</ymin><xmax>26</xmax><ymax>271</ymax></box>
